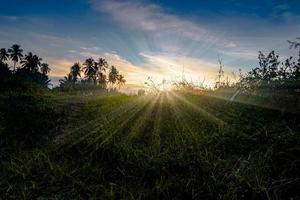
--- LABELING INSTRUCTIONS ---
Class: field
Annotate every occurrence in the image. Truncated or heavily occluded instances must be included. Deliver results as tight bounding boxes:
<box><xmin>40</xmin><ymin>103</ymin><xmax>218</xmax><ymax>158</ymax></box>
<box><xmin>1</xmin><ymin>91</ymin><xmax>300</xmax><ymax>199</ymax></box>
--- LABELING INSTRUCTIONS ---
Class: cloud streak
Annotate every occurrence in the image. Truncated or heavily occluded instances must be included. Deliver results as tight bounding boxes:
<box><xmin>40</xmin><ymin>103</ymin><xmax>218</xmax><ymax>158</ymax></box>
<box><xmin>95</xmin><ymin>0</ymin><xmax>208</xmax><ymax>41</ymax></box>
<box><xmin>93</xmin><ymin>0</ymin><xmax>229</xmax><ymax>57</ymax></box>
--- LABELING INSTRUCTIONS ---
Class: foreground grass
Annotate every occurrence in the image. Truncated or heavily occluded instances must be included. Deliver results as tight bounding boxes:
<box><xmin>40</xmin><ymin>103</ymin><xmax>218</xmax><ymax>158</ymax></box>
<box><xmin>1</xmin><ymin>91</ymin><xmax>300</xmax><ymax>199</ymax></box>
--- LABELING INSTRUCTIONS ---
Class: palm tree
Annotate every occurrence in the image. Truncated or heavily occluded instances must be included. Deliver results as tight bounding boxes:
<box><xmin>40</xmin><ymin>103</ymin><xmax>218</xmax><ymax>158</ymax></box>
<box><xmin>96</xmin><ymin>58</ymin><xmax>108</xmax><ymax>89</ymax></box>
<box><xmin>8</xmin><ymin>44</ymin><xmax>23</xmax><ymax>72</ymax></box>
<box><xmin>83</xmin><ymin>58</ymin><xmax>96</xmax><ymax>84</ymax></box>
<box><xmin>98</xmin><ymin>73</ymin><xmax>107</xmax><ymax>89</ymax></box>
<box><xmin>21</xmin><ymin>52</ymin><xmax>42</xmax><ymax>72</ymax></box>
<box><xmin>97</xmin><ymin>58</ymin><xmax>108</xmax><ymax>72</ymax></box>
<box><xmin>0</xmin><ymin>48</ymin><xmax>9</xmax><ymax>62</ymax></box>
<box><xmin>40</xmin><ymin>63</ymin><xmax>50</xmax><ymax>75</ymax></box>
<box><xmin>70</xmin><ymin>62</ymin><xmax>81</xmax><ymax>82</ymax></box>
<box><xmin>117</xmin><ymin>74</ymin><xmax>126</xmax><ymax>90</ymax></box>
<box><xmin>59</xmin><ymin>73</ymin><xmax>73</xmax><ymax>87</ymax></box>
<box><xmin>108</xmin><ymin>65</ymin><xmax>119</xmax><ymax>88</ymax></box>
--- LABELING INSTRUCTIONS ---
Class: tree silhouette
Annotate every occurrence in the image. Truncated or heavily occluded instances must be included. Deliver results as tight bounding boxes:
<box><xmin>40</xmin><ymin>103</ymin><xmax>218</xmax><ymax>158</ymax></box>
<box><xmin>0</xmin><ymin>48</ymin><xmax>9</xmax><ymax>61</ymax></box>
<box><xmin>117</xmin><ymin>74</ymin><xmax>126</xmax><ymax>90</ymax></box>
<box><xmin>21</xmin><ymin>52</ymin><xmax>42</xmax><ymax>73</ymax></box>
<box><xmin>8</xmin><ymin>44</ymin><xmax>23</xmax><ymax>72</ymax></box>
<box><xmin>70</xmin><ymin>62</ymin><xmax>81</xmax><ymax>82</ymax></box>
<box><xmin>96</xmin><ymin>58</ymin><xmax>108</xmax><ymax>89</ymax></box>
<box><xmin>97</xmin><ymin>58</ymin><xmax>108</xmax><ymax>72</ymax></box>
<box><xmin>83</xmin><ymin>58</ymin><xmax>96</xmax><ymax>84</ymax></box>
<box><xmin>108</xmin><ymin>65</ymin><xmax>119</xmax><ymax>89</ymax></box>
<box><xmin>40</xmin><ymin>63</ymin><xmax>50</xmax><ymax>75</ymax></box>
<box><xmin>98</xmin><ymin>73</ymin><xmax>107</xmax><ymax>89</ymax></box>
<box><xmin>59</xmin><ymin>56</ymin><xmax>126</xmax><ymax>91</ymax></box>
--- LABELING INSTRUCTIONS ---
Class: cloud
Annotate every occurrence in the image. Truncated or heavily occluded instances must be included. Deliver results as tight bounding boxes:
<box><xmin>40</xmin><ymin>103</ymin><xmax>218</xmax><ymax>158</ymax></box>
<box><xmin>94</xmin><ymin>0</ymin><xmax>208</xmax><ymax>41</ymax></box>
<box><xmin>92</xmin><ymin>0</ymin><xmax>226</xmax><ymax>56</ymax></box>
<box><xmin>48</xmin><ymin>58</ymin><xmax>74</xmax><ymax>77</ymax></box>
<box><xmin>48</xmin><ymin>48</ymin><xmax>238</xmax><ymax>89</ymax></box>
<box><xmin>139</xmin><ymin>52</ymin><xmax>236</xmax><ymax>84</ymax></box>
<box><xmin>2</xmin><ymin>16</ymin><xmax>18</xmax><ymax>20</ymax></box>
<box><xmin>226</xmin><ymin>41</ymin><xmax>237</xmax><ymax>48</ymax></box>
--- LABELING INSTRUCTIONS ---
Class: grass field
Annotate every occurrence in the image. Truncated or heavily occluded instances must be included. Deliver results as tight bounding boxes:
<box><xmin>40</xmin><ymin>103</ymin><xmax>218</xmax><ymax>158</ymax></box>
<box><xmin>1</xmin><ymin>91</ymin><xmax>300</xmax><ymax>199</ymax></box>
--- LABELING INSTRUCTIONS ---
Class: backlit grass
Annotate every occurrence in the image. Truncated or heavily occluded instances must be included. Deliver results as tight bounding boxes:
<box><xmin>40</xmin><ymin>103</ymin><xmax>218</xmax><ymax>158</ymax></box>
<box><xmin>1</xmin><ymin>92</ymin><xmax>300</xmax><ymax>199</ymax></box>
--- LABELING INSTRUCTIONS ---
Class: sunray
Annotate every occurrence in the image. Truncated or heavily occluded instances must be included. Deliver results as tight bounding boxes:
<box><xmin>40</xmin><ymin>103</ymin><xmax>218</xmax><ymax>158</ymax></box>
<box><xmin>149</xmin><ymin>93</ymin><xmax>164</xmax><ymax>154</ymax></box>
<box><xmin>123</xmin><ymin>94</ymin><xmax>161</xmax><ymax>145</ymax></box>
<box><xmin>92</xmin><ymin>95</ymin><xmax>157</xmax><ymax>150</ymax></box>
<box><xmin>197</xmin><ymin>90</ymin><xmax>287</xmax><ymax>112</ymax></box>
<box><xmin>168</xmin><ymin>91</ymin><xmax>225</xmax><ymax>126</ymax></box>
<box><xmin>57</xmin><ymin>99</ymin><xmax>130</xmax><ymax>144</ymax></box>
<box><xmin>65</xmin><ymin>96</ymin><xmax>149</xmax><ymax>147</ymax></box>
<box><xmin>166</xmin><ymin>93</ymin><xmax>200</xmax><ymax>140</ymax></box>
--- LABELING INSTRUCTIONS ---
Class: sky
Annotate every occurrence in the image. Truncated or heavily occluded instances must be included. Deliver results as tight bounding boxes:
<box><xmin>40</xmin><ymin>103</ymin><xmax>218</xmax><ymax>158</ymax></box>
<box><xmin>0</xmin><ymin>0</ymin><xmax>300</xmax><ymax>90</ymax></box>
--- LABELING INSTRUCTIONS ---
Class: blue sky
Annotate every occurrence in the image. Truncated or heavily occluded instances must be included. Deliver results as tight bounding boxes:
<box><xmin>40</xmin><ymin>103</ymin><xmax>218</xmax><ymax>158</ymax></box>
<box><xmin>0</xmin><ymin>0</ymin><xmax>299</xmax><ymax>88</ymax></box>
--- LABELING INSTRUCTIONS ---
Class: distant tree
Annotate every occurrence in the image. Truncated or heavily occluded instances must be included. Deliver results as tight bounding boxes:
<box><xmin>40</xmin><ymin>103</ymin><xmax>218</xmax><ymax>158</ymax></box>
<box><xmin>108</xmin><ymin>65</ymin><xmax>119</xmax><ymax>88</ymax></box>
<box><xmin>8</xmin><ymin>44</ymin><xmax>23</xmax><ymax>72</ymax></box>
<box><xmin>40</xmin><ymin>63</ymin><xmax>50</xmax><ymax>75</ymax></box>
<box><xmin>59</xmin><ymin>73</ymin><xmax>73</xmax><ymax>87</ymax></box>
<box><xmin>20</xmin><ymin>52</ymin><xmax>42</xmax><ymax>73</ymax></box>
<box><xmin>70</xmin><ymin>62</ymin><xmax>81</xmax><ymax>82</ymax></box>
<box><xmin>258</xmin><ymin>51</ymin><xmax>280</xmax><ymax>81</ymax></box>
<box><xmin>239</xmin><ymin>47</ymin><xmax>300</xmax><ymax>92</ymax></box>
<box><xmin>0</xmin><ymin>44</ymin><xmax>52</xmax><ymax>89</ymax></box>
<box><xmin>58</xmin><ymin>57</ymin><xmax>126</xmax><ymax>92</ymax></box>
<box><xmin>98</xmin><ymin>73</ymin><xmax>107</xmax><ymax>89</ymax></box>
<box><xmin>294</xmin><ymin>51</ymin><xmax>300</xmax><ymax>79</ymax></box>
<box><xmin>83</xmin><ymin>58</ymin><xmax>96</xmax><ymax>84</ymax></box>
<box><xmin>96</xmin><ymin>58</ymin><xmax>108</xmax><ymax>89</ymax></box>
<box><xmin>117</xmin><ymin>74</ymin><xmax>126</xmax><ymax>90</ymax></box>
<box><xmin>0</xmin><ymin>48</ymin><xmax>9</xmax><ymax>61</ymax></box>
<box><xmin>97</xmin><ymin>58</ymin><xmax>108</xmax><ymax>72</ymax></box>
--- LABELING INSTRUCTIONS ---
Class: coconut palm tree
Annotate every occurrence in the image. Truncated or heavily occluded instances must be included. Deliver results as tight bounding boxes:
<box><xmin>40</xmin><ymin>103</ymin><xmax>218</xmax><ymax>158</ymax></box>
<box><xmin>97</xmin><ymin>58</ymin><xmax>108</xmax><ymax>72</ymax></box>
<box><xmin>70</xmin><ymin>62</ymin><xmax>81</xmax><ymax>82</ymax></box>
<box><xmin>98</xmin><ymin>73</ymin><xmax>107</xmax><ymax>89</ymax></box>
<box><xmin>8</xmin><ymin>44</ymin><xmax>23</xmax><ymax>72</ymax></box>
<box><xmin>0</xmin><ymin>48</ymin><xmax>9</xmax><ymax>62</ymax></box>
<box><xmin>95</xmin><ymin>58</ymin><xmax>108</xmax><ymax>89</ymax></box>
<box><xmin>117</xmin><ymin>74</ymin><xmax>126</xmax><ymax>90</ymax></box>
<box><xmin>83</xmin><ymin>58</ymin><xmax>96</xmax><ymax>84</ymax></box>
<box><xmin>108</xmin><ymin>65</ymin><xmax>119</xmax><ymax>89</ymax></box>
<box><xmin>21</xmin><ymin>52</ymin><xmax>42</xmax><ymax>73</ymax></box>
<box><xmin>40</xmin><ymin>63</ymin><xmax>50</xmax><ymax>75</ymax></box>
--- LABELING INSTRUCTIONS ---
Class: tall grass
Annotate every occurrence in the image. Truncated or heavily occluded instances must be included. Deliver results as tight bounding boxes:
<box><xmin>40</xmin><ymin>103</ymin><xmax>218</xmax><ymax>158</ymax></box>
<box><xmin>1</xmin><ymin>92</ymin><xmax>299</xmax><ymax>199</ymax></box>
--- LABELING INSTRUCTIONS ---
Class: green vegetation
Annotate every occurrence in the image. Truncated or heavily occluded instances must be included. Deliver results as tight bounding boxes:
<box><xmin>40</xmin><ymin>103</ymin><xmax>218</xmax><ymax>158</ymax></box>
<box><xmin>1</xmin><ymin>92</ymin><xmax>299</xmax><ymax>199</ymax></box>
<box><xmin>0</xmin><ymin>41</ymin><xmax>300</xmax><ymax>199</ymax></box>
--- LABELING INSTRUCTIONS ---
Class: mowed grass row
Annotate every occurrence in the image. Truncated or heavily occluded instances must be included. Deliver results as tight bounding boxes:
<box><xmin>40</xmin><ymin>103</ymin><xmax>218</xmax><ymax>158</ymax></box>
<box><xmin>1</xmin><ymin>92</ymin><xmax>300</xmax><ymax>199</ymax></box>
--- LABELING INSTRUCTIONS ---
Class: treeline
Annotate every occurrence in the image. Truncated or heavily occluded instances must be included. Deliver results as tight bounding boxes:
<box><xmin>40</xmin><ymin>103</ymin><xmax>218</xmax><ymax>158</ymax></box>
<box><xmin>238</xmin><ymin>50</ymin><xmax>300</xmax><ymax>92</ymax></box>
<box><xmin>0</xmin><ymin>44</ymin><xmax>127</xmax><ymax>93</ymax></box>
<box><xmin>0</xmin><ymin>44</ymin><xmax>51</xmax><ymax>92</ymax></box>
<box><xmin>218</xmin><ymin>39</ymin><xmax>300</xmax><ymax>92</ymax></box>
<box><xmin>0</xmin><ymin>45</ymin><xmax>63</xmax><ymax>148</ymax></box>
<box><xmin>207</xmin><ymin>39</ymin><xmax>300</xmax><ymax>113</ymax></box>
<box><xmin>58</xmin><ymin>58</ymin><xmax>126</xmax><ymax>92</ymax></box>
